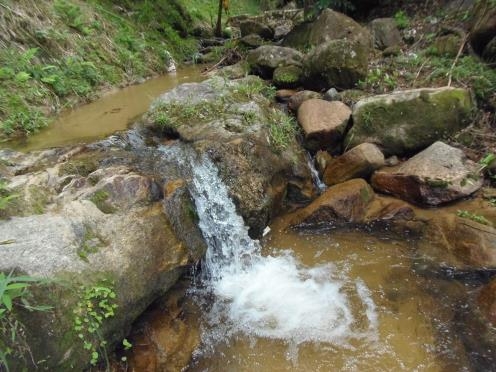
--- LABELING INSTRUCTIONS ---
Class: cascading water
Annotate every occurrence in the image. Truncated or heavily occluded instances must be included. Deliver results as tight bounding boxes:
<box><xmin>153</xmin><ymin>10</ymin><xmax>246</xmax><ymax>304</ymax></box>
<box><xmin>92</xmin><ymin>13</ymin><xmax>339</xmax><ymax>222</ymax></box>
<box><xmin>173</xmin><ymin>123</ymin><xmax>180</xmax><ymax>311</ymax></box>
<box><xmin>159</xmin><ymin>143</ymin><xmax>379</xmax><ymax>360</ymax></box>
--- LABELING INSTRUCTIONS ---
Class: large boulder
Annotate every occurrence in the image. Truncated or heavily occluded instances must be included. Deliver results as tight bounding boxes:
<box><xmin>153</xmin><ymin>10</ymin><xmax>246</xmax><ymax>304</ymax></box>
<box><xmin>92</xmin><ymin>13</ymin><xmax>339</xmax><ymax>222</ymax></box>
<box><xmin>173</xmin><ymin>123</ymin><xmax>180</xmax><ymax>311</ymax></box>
<box><xmin>247</xmin><ymin>45</ymin><xmax>304</xmax><ymax>78</ymax></box>
<box><xmin>371</xmin><ymin>141</ymin><xmax>483</xmax><ymax>205</ymax></box>
<box><xmin>297</xmin><ymin>99</ymin><xmax>351</xmax><ymax>151</ymax></box>
<box><xmin>368</xmin><ymin>18</ymin><xmax>402</xmax><ymax>50</ymax></box>
<box><xmin>303</xmin><ymin>39</ymin><xmax>369</xmax><ymax>90</ymax></box>
<box><xmin>323</xmin><ymin>143</ymin><xmax>384</xmax><ymax>186</ymax></box>
<box><xmin>147</xmin><ymin>76</ymin><xmax>315</xmax><ymax>237</ymax></box>
<box><xmin>283</xmin><ymin>9</ymin><xmax>372</xmax><ymax>51</ymax></box>
<box><xmin>0</xmin><ymin>141</ymin><xmax>205</xmax><ymax>370</ymax></box>
<box><xmin>344</xmin><ymin>87</ymin><xmax>473</xmax><ymax>156</ymax></box>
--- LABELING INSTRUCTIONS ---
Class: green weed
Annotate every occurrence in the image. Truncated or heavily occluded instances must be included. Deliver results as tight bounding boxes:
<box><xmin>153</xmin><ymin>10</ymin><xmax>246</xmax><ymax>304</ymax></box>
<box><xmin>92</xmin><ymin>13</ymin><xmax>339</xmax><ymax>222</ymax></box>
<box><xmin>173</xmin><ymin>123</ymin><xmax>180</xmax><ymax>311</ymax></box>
<box><xmin>267</xmin><ymin>109</ymin><xmax>299</xmax><ymax>153</ymax></box>
<box><xmin>72</xmin><ymin>280</ymin><xmax>117</xmax><ymax>367</ymax></box>
<box><xmin>457</xmin><ymin>209</ymin><xmax>491</xmax><ymax>225</ymax></box>
<box><xmin>394</xmin><ymin>10</ymin><xmax>410</xmax><ymax>30</ymax></box>
<box><xmin>0</xmin><ymin>272</ymin><xmax>52</xmax><ymax>371</ymax></box>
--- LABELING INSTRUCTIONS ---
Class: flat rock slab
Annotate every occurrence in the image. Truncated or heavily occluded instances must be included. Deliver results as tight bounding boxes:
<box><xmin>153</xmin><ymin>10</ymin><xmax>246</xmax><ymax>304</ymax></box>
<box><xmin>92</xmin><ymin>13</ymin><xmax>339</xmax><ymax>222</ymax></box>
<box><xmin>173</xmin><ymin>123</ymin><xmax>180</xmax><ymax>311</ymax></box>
<box><xmin>297</xmin><ymin>99</ymin><xmax>351</xmax><ymax>151</ymax></box>
<box><xmin>371</xmin><ymin>141</ymin><xmax>483</xmax><ymax>205</ymax></box>
<box><xmin>345</xmin><ymin>87</ymin><xmax>473</xmax><ymax>156</ymax></box>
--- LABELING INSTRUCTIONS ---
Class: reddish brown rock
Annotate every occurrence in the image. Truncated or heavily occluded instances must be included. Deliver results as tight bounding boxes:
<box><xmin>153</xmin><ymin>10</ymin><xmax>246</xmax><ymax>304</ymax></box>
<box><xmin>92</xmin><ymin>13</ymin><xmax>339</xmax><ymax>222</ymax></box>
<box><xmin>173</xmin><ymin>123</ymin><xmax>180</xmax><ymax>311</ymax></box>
<box><xmin>323</xmin><ymin>143</ymin><xmax>384</xmax><ymax>186</ymax></box>
<box><xmin>288</xmin><ymin>90</ymin><xmax>322</xmax><ymax>111</ymax></box>
<box><xmin>371</xmin><ymin>141</ymin><xmax>483</xmax><ymax>206</ymax></box>
<box><xmin>297</xmin><ymin>99</ymin><xmax>351</xmax><ymax>151</ymax></box>
<box><xmin>276</xmin><ymin>89</ymin><xmax>298</xmax><ymax>102</ymax></box>
<box><xmin>288</xmin><ymin>178</ymin><xmax>374</xmax><ymax>227</ymax></box>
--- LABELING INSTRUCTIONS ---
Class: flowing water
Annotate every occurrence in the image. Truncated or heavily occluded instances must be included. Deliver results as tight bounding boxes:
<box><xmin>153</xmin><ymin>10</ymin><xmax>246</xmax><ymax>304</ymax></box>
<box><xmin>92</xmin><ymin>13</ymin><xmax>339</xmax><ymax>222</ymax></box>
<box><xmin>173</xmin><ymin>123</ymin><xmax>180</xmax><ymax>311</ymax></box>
<box><xmin>5</xmin><ymin>65</ymin><xmax>205</xmax><ymax>152</ymax></box>
<box><xmin>160</xmin><ymin>147</ymin><xmax>472</xmax><ymax>371</ymax></box>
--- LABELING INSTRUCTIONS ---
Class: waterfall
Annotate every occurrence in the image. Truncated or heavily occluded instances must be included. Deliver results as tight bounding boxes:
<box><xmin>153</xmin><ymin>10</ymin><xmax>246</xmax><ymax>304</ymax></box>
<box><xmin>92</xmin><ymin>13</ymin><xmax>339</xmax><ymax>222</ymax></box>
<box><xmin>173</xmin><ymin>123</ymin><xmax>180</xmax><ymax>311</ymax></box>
<box><xmin>306</xmin><ymin>153</ymin><xmax>327</xmax><ymax>193</ymax></box>
<box><xmin>160</xmin><ymin>143</ymin><xmax>378</xmax><ymax>354</ymax></box>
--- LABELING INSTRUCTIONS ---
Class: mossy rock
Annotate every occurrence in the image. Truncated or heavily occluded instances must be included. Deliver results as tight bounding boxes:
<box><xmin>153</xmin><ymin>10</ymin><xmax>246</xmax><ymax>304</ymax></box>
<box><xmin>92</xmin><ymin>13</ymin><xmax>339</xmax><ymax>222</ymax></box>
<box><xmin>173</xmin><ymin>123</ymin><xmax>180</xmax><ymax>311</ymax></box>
<box><xmin>272</xmin><ymin>65</ymin><xmax>302</xmax><ymax>88</ymax></box>
<box><xmin>303</xmin><ymin>39</ymin><xmax>369</xmax><ymax>90</ymax></box>
<box><xmin>345</xmin><ymin>87</ymin><xmax>474</xmax><ymax>156</ymax></box>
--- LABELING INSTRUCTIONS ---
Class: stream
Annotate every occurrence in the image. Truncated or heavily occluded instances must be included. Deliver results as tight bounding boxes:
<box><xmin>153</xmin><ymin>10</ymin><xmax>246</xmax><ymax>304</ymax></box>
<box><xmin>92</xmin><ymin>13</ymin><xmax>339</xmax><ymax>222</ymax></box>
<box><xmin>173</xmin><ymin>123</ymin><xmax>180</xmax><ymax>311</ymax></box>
<box><xmin>3</xmin><ymin>70</ymin><xmax>482</xmax><ymax>371</ymax></box>
<box><xmin>4</xmin><ymin>65</ymin><xmax>205</xmax><ymax>152</ymax></box>
<box><xmin>126</xmin><ymin>145</ymin><xmax>475</xmax><ymax>371</ymax></box>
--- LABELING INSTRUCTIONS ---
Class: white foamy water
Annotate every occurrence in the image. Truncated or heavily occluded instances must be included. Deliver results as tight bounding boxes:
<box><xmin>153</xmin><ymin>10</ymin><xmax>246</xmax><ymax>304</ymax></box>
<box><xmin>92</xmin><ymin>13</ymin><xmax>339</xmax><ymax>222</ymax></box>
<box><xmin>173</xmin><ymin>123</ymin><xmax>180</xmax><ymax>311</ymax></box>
<box><xmin>163</xmin><ymin>144</ymin><xmax>378</xmax><ymax>349</ymax></box>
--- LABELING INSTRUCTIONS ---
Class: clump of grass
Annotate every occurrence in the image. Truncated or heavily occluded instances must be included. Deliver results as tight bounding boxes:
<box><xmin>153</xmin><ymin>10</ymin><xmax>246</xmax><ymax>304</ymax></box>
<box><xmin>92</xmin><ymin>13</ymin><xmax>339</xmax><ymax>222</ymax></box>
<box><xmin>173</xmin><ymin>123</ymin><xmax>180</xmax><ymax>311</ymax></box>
<box><xmin>267</xmin><ymin>109</ymin><xmax>299</xmax><ymax>153</ymax></box>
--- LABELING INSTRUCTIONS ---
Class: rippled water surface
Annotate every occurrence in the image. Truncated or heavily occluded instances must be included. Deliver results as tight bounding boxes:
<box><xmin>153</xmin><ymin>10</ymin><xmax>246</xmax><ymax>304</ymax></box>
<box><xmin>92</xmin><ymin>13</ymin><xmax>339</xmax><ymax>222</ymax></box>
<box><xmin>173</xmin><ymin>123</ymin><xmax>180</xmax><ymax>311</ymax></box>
<box><xmin>186</xmin><ymin>226</ymin><xmax>471</xmax><ymax>371</ymax></box>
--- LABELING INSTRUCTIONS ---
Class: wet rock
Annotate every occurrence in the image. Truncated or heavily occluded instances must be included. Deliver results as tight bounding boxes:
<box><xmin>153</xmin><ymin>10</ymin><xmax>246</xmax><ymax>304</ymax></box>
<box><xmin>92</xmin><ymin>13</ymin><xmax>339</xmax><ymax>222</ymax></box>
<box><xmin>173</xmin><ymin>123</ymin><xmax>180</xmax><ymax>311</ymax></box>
<box><xmin>428</xmin><ymin>214</ymin><xmax>496</xmax><ymax>268</ymax></box>
<box><xmin>240</xmin><ymin>19</ymin><xmax>274</xmax><ymax>39</ymax></box>
<box><xmin>316</xmin><ymin>150</ymin><xmax>333</xmax><ymax>175</ymax></box>
<box><xmin>478</xmin><ymin>278</ymin><xmax>496</xmax><ymax>326</ymax></box>
<box><xmin>371</xmin><ymin>141</ymin><xmax>483</xmax><ymax>205</ymax></box>
<box><xmin>272</xmin><ymin>65</ymin><xmax>302</xmax><ymax>88</ymax></box>
<box><xmin>288</xmin><ymin>178</ymin><xmax>375</xmax><ymax>227</ymax></box>
<box><xmin>303</xmin><ymin>39</ymin><xmax>369</xmax><ymax>90</ymax></box>
<box><xmin>369</xmin><ymin>18</ymin><xmax>402</xmax><ymax>50</ymax></box>
<box><xmin>323</xmin><ymin>143</ymin><xmax>384</xmax><ymax>186</ymax></box>
<box><xmin>364</xmin><ymin>195</ymin><xmax>416</xmax><ymax>224</ymax></box>
<box><xmin>297</xmin><ymin>99</ymin><xmax>351</xmax><ymax>151</ymax></box>
<box><xmin>149</xmin><ymin>77</ymin><xmax>315</xmax><ymax>237</ymax></box>
<box><xmin>288</xmin><ymin>90</ymin><xmax>322</xmax><ymax>111</ymax></box>
<box><xmin>126</xmin><ymin>283</ymin><xmax>200</xmax><ymax>372</ymax></box>
<box><xmin>247</xmin><ymin>45</ymin><xmax>304</xmax><ymax>78</ymax></box>
<box><xmin>345</xmin><ymin>87</ymin><xmax>473</xmax><ymax>156</ymax></box>
<box><xmin>284</xmin><ymin>9</ymin><xmax>372</xmax><ymax>51</ymax></box>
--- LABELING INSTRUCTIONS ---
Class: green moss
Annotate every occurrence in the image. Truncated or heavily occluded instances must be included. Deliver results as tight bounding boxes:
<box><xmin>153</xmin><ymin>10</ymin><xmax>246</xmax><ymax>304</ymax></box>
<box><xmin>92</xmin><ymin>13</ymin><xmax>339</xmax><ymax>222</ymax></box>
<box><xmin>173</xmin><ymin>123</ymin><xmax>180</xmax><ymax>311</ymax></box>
<box><xmin>78</xmin><ymin>226</ymin><xmax>106</xmax><ymax>262</ymax></box>
<box><xmin>272</xmin><ymin>65</ymin><xmax>302</xmax><ymax>87</ymax></box>
<box><xmin>348</xmin><ymin>88</ymin><xmax>473</xmax><ymax>155</ymax></box>
<box><xmin>360</xmin><ymin>186</ymin><xmax>373</xmax><ymax>203</ymax></box>
<box><xmin>89</xmin><ymin>190</ymin><xmax>115</xmax><ymax>214</ymax></box>
<box><xmin>59</xmin><ymin>157</ymin><xmax>99</xmax><ymax>177</ymax></box>
<box><xmin>457</xmin><ymin>209</ymin><xmax>491</xmax><ymax>226</ymax></box>
<box><xmin>425</xmin><ymin>178</ymin><xmax>450</xmax><ymax>188</ymax></box>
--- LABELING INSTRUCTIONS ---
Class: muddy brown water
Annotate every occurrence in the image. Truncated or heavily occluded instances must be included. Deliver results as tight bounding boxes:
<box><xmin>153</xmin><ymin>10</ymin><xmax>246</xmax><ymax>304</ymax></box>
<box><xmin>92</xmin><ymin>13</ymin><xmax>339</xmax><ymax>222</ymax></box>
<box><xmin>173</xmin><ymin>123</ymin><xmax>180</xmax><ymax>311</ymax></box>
<box><xmin>184</xmin><ymin>226</ymin><xmax>472</xmax><ymax>371</ymax></box>
<box><xmin>124</xmin><ymin>223</ymin><xmax>475</xmax><ymax>371</ymax></box>
<box><xmin>4</xmin><ymin>65</ymin><xmax>205</xmax><ymax>152</ymax></box>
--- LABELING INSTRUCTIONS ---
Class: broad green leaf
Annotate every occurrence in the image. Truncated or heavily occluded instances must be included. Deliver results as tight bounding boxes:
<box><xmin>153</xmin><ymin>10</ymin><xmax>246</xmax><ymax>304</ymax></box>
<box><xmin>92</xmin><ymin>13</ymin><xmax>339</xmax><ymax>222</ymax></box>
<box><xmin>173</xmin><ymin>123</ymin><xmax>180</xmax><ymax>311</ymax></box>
<box><xmin>3</xmin><ymin>294</ymin><xmax>12</xmax><ymax>311</ymax></box>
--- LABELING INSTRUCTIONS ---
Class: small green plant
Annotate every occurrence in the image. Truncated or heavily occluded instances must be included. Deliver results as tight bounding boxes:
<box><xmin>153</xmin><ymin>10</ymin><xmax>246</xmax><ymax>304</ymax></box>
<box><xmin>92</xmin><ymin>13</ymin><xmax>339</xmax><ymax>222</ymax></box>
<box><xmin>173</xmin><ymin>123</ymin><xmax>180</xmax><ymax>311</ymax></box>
<box><xmin>479</xmin><ymin>153</ymin><xmax>496</xmax><ymax>175</ymax></box>
<box><xmin>0</xmin><ymin>181</ymin><xmax>18</xmax><ymax>212</ymax></box>
<box><xmin>73</xmin><ymin>280</ymin><xmax>117</xmax><ymax>367</ymax></box>
<box><xmin>359</xmin><ymin>68</ymin><xmax>397</xmax><ymax>92</ymax></box>
<box><xmin>457</xmin><ymin>210</ymin><xmax>491</xmax><ymax>225</ymax></box>
<box><xmin>0</xmin><ymin>272</ymin><xmax>52</xmax><ymax>371</ymax></box>
<box><xmin>233</xmin><ymin>78</ymin><xmax>276</xmax><ymax>100</ymax></box>
<box><xmin>394</xmin><ymin>10</ymin><xmax>410</xmax><ymax>30</ymax></box>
